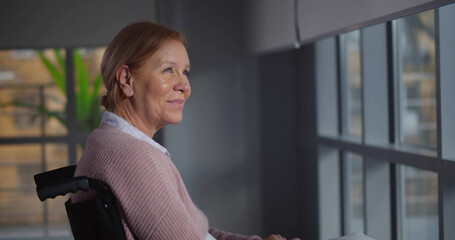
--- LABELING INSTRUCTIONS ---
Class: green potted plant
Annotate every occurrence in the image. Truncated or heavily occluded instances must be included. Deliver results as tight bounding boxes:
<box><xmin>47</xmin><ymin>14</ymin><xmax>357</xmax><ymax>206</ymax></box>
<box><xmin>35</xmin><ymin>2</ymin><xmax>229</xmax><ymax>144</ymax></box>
<box><xmin>37</xmin><ymin>49</ymin><xmax>103</xmax><ymax>132</ymax></box>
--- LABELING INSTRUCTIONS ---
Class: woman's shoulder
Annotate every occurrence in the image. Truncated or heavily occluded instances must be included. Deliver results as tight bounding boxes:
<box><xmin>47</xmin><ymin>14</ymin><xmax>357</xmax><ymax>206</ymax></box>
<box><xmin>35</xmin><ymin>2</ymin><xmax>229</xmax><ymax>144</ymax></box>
<box><xmin>89</xmin><ymin>123</ymin><xmax>134</xmax><ymax>143</ymax></box>
<box><xmin>87</xmin><ymin>124</ymin><xmax>159</xmax><ymax>153</ymax></box>
<box><xmin>78</xmin><ymin>124</ymin><xmax>169</xmax><ymax>175</ymax></box>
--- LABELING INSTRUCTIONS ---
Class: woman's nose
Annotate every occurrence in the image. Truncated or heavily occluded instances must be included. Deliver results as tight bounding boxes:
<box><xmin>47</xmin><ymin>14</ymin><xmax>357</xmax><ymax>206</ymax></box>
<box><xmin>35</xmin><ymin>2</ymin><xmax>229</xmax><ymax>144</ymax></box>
<box><xmin>174</xmin><ymin>76</ymin><xmax>190</xmax><ymax>93</ymax></box>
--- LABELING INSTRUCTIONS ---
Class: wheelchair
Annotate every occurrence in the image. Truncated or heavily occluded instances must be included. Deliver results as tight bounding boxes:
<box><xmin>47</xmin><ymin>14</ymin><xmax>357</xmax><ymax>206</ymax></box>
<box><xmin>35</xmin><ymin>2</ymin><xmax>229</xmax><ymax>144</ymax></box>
<box><xmin>34</xmin><ymin>165</ymin><xmax>126</xmax><ymax>240</ymax></box>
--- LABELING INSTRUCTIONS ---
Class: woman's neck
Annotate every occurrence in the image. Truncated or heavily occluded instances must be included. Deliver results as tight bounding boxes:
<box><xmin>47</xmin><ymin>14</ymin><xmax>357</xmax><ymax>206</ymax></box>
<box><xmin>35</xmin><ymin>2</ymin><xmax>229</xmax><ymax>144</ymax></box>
<box><xmin>113</xmin><ymin>105</ymin><xmax>158</xmax><ymax>139</ymax></box>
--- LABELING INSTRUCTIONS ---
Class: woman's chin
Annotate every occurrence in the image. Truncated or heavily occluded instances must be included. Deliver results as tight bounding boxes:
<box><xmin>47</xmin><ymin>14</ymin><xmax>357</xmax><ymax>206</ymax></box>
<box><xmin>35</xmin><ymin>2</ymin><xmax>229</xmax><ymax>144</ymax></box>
<box><xmin>165</xmin><ymin>115</ymin><xmax>183</xmax><ymax>125</ymax></box>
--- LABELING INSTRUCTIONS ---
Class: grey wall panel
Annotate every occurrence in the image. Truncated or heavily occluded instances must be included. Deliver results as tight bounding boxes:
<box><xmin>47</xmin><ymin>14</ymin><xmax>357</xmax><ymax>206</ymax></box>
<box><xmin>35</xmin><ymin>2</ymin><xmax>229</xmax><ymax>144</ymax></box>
<box><xmin>245</xmin><ymin>0</ymin><xmax>296</xmax><ymax>54</ymax></box>
<box><xmin>162</xmin><ymin>0</ymin><xmax>263</xmax><ymax>236</ymax></box>
<box><xmin>0</xmin><ymin>0</ymin><xmax>157</xmax><ymax>48</ymax></box>
<box><xmin>259</xmin><ymin>49</ymin><xmax>300</xmax><ymax>237</ymax></box>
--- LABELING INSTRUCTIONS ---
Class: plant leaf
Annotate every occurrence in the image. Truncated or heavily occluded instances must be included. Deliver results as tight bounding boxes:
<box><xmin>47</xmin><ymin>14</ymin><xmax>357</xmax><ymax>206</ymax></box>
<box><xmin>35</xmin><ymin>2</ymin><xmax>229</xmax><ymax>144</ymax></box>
<box><xmin>89</xmin><ymin>72</ymin><xmax>103</xmax><ymax>129</ymax></box>
<box><xmin>37</xmin><ymin>50</ymin><xmax>66</xmax><ymax>93</ymax></box>
<box><xmin>9</xmin><ymin>101</ymin><xmax>66</xmax><ymax>126</ymax></box>
<box><xmin>54</xmin><ymin>49</ymin><xmax>66</xmax><ymax>74</ymax></box>
<box><xmin>74</xmin><ymin>49</ymin><xmax>90</xmax><ymax>121</ymax></box>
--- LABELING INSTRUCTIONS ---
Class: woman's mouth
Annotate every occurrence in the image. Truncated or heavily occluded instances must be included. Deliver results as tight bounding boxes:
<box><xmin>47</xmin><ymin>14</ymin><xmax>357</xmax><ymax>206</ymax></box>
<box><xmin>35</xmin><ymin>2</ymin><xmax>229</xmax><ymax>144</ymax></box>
<box><xmin>167</xmin><ymin>99</ymin><xmax>184</xmax><ymax>109</ymax></box>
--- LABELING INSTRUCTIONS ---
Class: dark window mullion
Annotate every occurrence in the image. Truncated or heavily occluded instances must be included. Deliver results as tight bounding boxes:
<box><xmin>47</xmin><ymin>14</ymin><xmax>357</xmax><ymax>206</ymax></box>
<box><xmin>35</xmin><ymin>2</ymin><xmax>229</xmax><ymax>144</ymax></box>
<box><xmin>336</xmin><ymin>35</ymin><xmax>347</xmax><ymax>236</ymax></box>
<box><xmin>434</xmin><ymin>8</ymin><xmax>445</xmax><ymax>240</ymax></box>
<box><xmin>386</xmin><ymin>20</ymin><xmax>399</xmax><ymax>240</ymax></box>
<box><xmin>65</xmin><ymin>48</ymin><xmax>77</xmax><ymax>165</ymax></box>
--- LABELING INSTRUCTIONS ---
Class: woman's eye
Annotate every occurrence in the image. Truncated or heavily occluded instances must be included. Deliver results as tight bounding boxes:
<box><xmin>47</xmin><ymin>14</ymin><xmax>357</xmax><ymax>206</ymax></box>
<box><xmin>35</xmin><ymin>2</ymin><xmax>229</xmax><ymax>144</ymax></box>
<box><xmin>164</xmin><ymin>68</ymin><xmax>173</xmax><ymax>73</ymax></box>
<box><xmin>183</xmin><ymin>70</ymin><xmax>190</xmax><ymax>77</ymax></box>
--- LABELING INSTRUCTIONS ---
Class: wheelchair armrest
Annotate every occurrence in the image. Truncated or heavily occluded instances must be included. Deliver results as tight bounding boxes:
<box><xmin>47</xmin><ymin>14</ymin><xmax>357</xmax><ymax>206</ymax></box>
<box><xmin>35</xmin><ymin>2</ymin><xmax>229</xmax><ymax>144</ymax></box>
<box><xmin>36</xmin><ymin>176</ymin><xmax>90</xmax><ymax>201</ymax></box>
<box><xmin>34</xmin><ymin>165</ymin><xmax>115</xmax><ymax>202</ymax></box>
<box><xmin>34</xmin><ymin>166</ymin><xmax>91</xmax><ymax>201</ymax></box>
<box><xmin>34</xmin><ymin>165</ymin><xmax>77</xmax><ymax>186</ymax></box>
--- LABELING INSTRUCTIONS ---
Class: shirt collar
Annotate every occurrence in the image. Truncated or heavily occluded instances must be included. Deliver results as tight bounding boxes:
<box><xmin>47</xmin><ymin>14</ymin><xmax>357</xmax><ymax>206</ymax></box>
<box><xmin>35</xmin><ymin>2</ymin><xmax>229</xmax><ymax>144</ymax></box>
<box><xmin>101</xmin><ymin>111</ymin><xmax>170</xmax><ymax>157</ymax></box>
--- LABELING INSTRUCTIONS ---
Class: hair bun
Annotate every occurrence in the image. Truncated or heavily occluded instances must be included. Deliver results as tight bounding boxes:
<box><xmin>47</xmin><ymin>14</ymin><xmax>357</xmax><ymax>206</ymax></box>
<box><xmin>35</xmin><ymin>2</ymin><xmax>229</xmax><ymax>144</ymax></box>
<box><xmin>100</xmin><ymin>95</ymin><xmax>109</xmax><ymax>108</ymax></box>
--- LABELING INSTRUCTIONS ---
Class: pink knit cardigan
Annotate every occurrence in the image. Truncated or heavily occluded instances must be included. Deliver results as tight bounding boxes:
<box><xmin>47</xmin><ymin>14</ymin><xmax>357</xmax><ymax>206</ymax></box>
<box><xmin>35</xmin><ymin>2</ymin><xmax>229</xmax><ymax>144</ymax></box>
<box><xmin>73</xmin><ymin>124</ymin><xmax>262</xmax><ymax>240</ymax></box>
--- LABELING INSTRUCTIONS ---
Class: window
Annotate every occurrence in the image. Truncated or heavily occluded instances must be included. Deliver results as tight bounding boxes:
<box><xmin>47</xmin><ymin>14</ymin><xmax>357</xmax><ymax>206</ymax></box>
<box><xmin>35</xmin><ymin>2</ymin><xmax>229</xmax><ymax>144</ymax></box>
<box><xmin>339</xmin><ymin>30</ymin><xmax>363</xmax><ymax>138</ymax></box>
<box><xmin>316</xmin><ymin>4</ymin><xmax>455</xmax><ymax>240</ymax></box>
<box><xmin>394</xmin><ymin>10</ymin><xmax>437</xmax><ymax>149</ymax></box>
<box><xmin>318</xmin><ymin>146</ymin><xmax>341</xmax><ymax>240</ymax></box>
<box><xmin>343</xmin><ymin>152</ymin><xmax>364</xmax><ymax>234</ymax></box>
<box><xmin>397</xmin><ymin>165</ymin><xmax>438</xmax><ymax>240</ymax></box>
<box><xmin>0</xmin><ymin>49</ymin><xmax>67</xmax><ymax>138</ymax></box>
<box><xmin>0</xmin><ymin>47</ymin><xmax>105</xmax><ymax>239</ymax></box>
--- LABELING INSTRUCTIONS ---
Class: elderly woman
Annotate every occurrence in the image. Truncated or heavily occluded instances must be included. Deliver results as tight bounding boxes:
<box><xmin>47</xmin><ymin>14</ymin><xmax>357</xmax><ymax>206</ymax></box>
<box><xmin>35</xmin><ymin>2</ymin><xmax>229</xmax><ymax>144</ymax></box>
<box><xmin>74</xmin><ymin>21</ymin><xmax>297</xmax><ymax>240</ymax></box>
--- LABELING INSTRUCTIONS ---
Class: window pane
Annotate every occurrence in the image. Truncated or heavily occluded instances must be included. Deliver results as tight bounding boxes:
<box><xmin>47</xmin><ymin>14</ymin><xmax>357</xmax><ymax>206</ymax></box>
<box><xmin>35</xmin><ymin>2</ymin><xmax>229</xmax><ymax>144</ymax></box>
<box><xmin>45</xmin><ymin>143</ymin><xmax>69</xmax><ymax>171</ymax></box>
<box><xmin>398</xmin><ymin>165</ymin><xmax>438</xmax><ymax>240</ymax></box>
<box><xmin>395</xmin><ymin>10</ymin><xmax>437</xmax><ymax>148</ymax></box>
<box><xmin>344</xmin><ymin>152</ymin><xmax>365</xmax><ymax>233</ymax></box>
<box><xmin>73</xmin><ymin>47</ymin><xmax>106</xmax><ymax>134</ymax></box>
<box><xmin>439</xmin><ymin>3</ymin><xmax>455</xmax><ymax>161</ymax></box>
<box><xmin>319</xmin><ymin>146</ymin><xmax>341</xmax><ymax>239</ymax></box>
<box><xmin>0</xmin><ymin>145</ymin><xmax>42</xmax><ymax>237</ymax></box>
<box><xmin>316</xmin><ymin>37</ymin><xmax>338</xmax><ymax>137</ymax></box>
<box><xmin>47</xmin><ymin>196</ymin><xmax>71</xmax><ymax>238</ymax></box>
<box><xmin>0</xmin><ymin>49</ymin><xmax>67</xmax><ymax>137</ymax></box>
<box><xmin>0</xmin><ymin>144</ymin><xmax>70</xmax><ymax>239</ymax></box>
<box><xmin>46</xmin><ymin>143</ymin><xmax>71</xmax><ymax>238</ymax></box>
<box><xmin>340</xmin><ymin>30</ymin><xmax>363</xmax><ymax>138</ymax></box>
<box><xmin>44</xmin><ymin>85</ymin><xmax>67</xmax><ymax>136</ymax></box>
<box><xmin>0</xmin><ymin>87</ymin><xmax>42</xmax><ymax>137</ymax></box>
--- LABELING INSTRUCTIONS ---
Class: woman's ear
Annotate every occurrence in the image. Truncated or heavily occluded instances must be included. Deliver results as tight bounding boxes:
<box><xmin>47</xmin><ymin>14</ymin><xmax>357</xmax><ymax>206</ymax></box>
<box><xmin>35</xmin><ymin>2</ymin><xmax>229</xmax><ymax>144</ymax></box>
<box><xmin>116</xmin><ymin>65</ymin><xmax>134</xmax><ymax>97</ymax></box>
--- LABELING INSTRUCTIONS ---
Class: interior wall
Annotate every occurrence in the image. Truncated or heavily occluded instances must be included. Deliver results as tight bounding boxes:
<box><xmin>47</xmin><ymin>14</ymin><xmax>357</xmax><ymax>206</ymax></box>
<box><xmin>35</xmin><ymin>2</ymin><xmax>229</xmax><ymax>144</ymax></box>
<box><xmin>245</xmin><ymin>0</ymin><xmax>296</xmax><ymax>55</ymax></box>
<box><xmin>259</xmin><ymin>49</ymin><xmax>301</xmax><ymax>238</ymax></box>
<box><xmin>161</xmin><ymin>0</ymin><xmax>263</xmax><ymax>236</ymax></box>
<box><xmin>0</xmin><ymin>0</ymin><xmax>158</xmax><ymax>48</ymax></box>
<box><xmin>245</xmin><ymin>0</ymin><xmax>435</xmax><ymax>54</ymax></box>
<box><xmin>258</xmin><ymin>44</ymin><xmax>318</xmax><ymax>240</ymax></box>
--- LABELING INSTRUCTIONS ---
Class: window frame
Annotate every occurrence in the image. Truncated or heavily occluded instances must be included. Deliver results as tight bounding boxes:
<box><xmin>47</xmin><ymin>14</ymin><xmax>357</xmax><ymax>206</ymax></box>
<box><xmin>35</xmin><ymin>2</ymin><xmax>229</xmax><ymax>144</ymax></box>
<box><xmin>316</xmin><ymin>3</ymin><xmax>455</xmax><ymax>240</ymax></box>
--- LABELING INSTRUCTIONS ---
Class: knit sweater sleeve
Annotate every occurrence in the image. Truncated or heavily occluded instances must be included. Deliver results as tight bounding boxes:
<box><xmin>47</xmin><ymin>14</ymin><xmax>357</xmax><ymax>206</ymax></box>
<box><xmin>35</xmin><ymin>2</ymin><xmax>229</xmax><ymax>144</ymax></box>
<box><xmin>81</xmin><ymin>131</ymin><xmax>208</xmax><ymax>240</ymax></box>
<box><xmin>209</xmin><ymin>228</ymin><xmax>263</xmax><ymax>240</ymax></box>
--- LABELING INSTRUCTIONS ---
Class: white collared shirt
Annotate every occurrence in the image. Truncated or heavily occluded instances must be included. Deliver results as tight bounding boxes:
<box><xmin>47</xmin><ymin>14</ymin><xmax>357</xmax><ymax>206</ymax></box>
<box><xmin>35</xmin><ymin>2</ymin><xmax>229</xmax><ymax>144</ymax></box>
<box><xmin>101</xmin><ymin>111</ymin><xmax>170</xmax><ymax>157</ymax></box>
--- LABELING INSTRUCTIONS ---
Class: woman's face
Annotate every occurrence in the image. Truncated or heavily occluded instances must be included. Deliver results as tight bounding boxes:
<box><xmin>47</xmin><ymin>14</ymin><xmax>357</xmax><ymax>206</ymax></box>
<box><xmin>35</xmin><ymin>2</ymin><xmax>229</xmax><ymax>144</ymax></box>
<box><xmin>132</xmin><ymin>39</ymin><xmax>191</xmax><ymax>131</ymax></box>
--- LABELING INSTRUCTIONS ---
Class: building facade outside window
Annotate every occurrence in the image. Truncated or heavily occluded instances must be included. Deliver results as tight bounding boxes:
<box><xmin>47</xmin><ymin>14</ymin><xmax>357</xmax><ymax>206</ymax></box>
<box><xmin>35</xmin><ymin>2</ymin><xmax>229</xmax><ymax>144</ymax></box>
<box><xmin>0</xmin><ymin>47</ymin><xmax>105</xmax><ymax>239</ymax></box>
